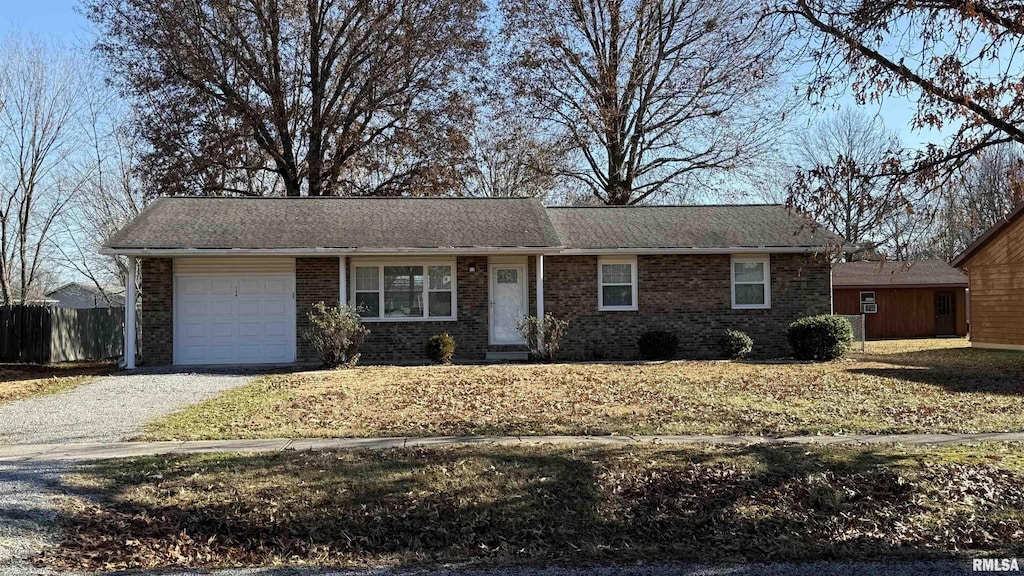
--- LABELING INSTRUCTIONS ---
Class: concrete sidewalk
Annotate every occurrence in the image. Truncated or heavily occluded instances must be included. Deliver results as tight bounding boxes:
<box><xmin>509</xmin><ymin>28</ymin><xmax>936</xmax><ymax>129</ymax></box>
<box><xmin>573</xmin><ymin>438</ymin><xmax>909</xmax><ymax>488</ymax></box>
<box><xmin>3</xmin><ymin>431</ymin><xmax>1024</xmax><ymax>462</ymax></box>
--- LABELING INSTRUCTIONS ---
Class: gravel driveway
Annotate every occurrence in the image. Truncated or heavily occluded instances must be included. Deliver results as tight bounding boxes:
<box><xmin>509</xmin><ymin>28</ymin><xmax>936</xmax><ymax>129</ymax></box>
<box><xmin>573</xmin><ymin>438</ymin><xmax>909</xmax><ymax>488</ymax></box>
<box><xmin>0</xmin><ymin>370</ymin><xmax>253</xmax><ymax>445</ymax></box>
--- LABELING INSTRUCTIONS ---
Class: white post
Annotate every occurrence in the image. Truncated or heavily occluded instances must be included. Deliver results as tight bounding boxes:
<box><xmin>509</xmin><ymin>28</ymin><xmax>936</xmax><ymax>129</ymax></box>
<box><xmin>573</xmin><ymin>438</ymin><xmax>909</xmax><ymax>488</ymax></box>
<box><xmin>536</xmin><ymin>254</ymin><xmax>545</xmax><ymax>351</ymax></box>
<box><xmin>124</xmin><ymin>256</ymin><xmax>137</xmax><ymax>370</ymax></box>
<box><xmin>339</xmin><ymin>256</ymin><xmax>347</xmax><ymax>308</ymax></box>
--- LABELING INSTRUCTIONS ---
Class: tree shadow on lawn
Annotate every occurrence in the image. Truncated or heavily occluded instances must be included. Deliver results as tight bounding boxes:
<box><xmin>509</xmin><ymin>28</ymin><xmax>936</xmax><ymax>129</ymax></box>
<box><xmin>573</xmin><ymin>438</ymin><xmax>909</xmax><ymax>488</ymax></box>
<box><xmin>847</xmin><ymin>346</ymin><xmax>1024</xmax><ymax>395</ymax></box>
<box><xmin>0</xmin><ymin>360</ymin><xmax>117</xmax><ymax>384</ymax></box>
<box><xmin>35</xmin><ymin>444</ymin><xmax>1024</xmax><ymax>571</ymax></box>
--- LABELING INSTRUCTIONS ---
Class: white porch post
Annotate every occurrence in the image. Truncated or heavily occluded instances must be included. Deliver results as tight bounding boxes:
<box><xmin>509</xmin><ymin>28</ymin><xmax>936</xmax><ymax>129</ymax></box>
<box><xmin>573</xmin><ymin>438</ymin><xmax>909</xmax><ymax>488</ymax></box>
<box><xmin>536</xmin><ymin>254</ymin><xmax>545</xmax><ymax>351</ymax></box>
<box><xmin>339</xmin><ymin>256</ymin><xmax>347</xmax><ymax>308</ymax></box>
<box><xmin>124</xmin><ymin>256</ymin><xmax>137</xmax><ymax>370</ymax></box>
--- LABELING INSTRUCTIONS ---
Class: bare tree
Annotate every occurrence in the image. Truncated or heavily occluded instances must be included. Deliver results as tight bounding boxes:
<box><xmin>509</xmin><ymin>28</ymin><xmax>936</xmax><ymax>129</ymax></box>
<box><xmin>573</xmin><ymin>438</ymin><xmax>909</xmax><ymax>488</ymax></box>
<box><xmin>778</xmin><ymin>0</ymin><xmax>1024</xmax><ymax>185</ymax></box>
<box><xmin>88</xmin><ymin>0</ymin><xmax>487</xmax><ymax>197</ymax></box>
<box><xmin>501</xmin><ymin>0</ymin><xmax>790</xmax><ymax>205</ymax></box>
<box><xmin>0</xmin><ymin>35</ymin><xmax>83</xmax><ymax>304</ymax></box>
<box><xmin>787</xmin><ymin>109</ymin><xmax>909</xmax><ymax>256</ymax></box>
<box><xmin>931</xmin><ymin>144</ymin><xmax>1024</xmax><ymax>260</ymax></box>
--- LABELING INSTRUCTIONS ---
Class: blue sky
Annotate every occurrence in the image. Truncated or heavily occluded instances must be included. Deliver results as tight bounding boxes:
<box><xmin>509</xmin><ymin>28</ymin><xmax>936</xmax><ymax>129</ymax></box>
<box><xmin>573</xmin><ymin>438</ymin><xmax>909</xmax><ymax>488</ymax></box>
<box><xmin>0</xmin><ymin>0</ymin><xmax>944</xmax><ymax>151</ymax></box>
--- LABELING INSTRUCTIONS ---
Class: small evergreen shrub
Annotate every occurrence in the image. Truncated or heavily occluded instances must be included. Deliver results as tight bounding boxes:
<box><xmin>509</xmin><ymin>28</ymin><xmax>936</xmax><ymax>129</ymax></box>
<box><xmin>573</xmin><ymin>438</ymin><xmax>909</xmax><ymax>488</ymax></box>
<box><xmin>637</xmin><ymin>330</ymin><xmax>679</xmax><ymax>360</ymax></box>
<box><xmin>425</xmin><ymin>333</ymin><xmax>456</xmax><ymax>365</ymax></box>
<box><xmin>723</xmin><ymin>329</ymin><xmax>753</xmax><ymax>359</ymax></box>
<box><xmin>788</xmin><ymin>315</ymin><xmax>853</xmax><ymax>361</ymax></box>
<box><xmin>518</xmin><ymin>314</ymin><xmax>569</xmax><ymax>362</ymax></box>
<box><xmin>303</xmin><ymin>302</ymin><xmax>369</xmax><ymax>368</ymax></box>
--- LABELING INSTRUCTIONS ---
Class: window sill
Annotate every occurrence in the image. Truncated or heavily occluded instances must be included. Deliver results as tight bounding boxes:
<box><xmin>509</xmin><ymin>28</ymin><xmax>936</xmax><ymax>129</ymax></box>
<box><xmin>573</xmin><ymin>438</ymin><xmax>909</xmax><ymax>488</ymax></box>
<box><xmin>598</xmin><ymin>306</ymin><xmax>638</xmax><ymax>312</ymax></box>
<box><xmin>360</xmin><ymin>316</ymin><xmax>458</xmax><ymax>323</ymax></box>
<box><xmin>732</xmin><ymin>305</ymin><xmax>771</xmax><ymax>310</ymax></box>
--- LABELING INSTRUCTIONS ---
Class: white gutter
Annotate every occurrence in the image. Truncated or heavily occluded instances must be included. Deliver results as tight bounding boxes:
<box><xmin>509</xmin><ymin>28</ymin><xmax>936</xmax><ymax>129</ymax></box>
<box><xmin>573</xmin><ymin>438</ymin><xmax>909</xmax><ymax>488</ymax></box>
<box><xmin>101</xmin><ymin>246</ymin><xmax>834</xmax><ymax>257</ymax></box>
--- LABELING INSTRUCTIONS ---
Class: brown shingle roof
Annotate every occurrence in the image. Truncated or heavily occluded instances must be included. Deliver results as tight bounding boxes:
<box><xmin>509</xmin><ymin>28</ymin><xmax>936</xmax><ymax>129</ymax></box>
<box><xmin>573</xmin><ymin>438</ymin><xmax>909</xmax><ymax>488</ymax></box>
<box><xmin>106</xmin><ymin>197</ymin><xmax>561</xmax><ymax>250</ymax></box>
<box><xmin>832</xmin><ymin>260</ymin><xmax>967</xmax><ymax>288</ymax></box>
<box><xmin>547</xmin><ymin>204</ymin><xmax>841</xmax><ymax>249</ymax></box>
<box><xmin>104</xmin><ymin>198</ymin><xmax>840</xmax><ymax>253</ymax></box>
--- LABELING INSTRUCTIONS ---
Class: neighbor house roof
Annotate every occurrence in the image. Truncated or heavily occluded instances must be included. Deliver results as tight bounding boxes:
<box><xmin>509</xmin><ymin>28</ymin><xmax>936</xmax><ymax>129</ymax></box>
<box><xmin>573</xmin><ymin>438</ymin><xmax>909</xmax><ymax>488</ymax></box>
<box><xmin>951</xmin><ymin>201</ymin><xmax>1024</xmax><ymax>267</ymax></box>
<box><xmin>105</xmin><ymin>197</ymin><xmax>561</xmax><ymax>253</ymax></box>
<box><xmin>832</xmin><ymin>260</ymin><xmax>968</xmax><ymax>288</ymax></box>
<box><xmin>45</xmin><ymin>282</ymin><xmax>125</xmax><ymax>308</ymax></box>
<box><xmin>547</xmin><ymin>204</ymin><xmax>840</xmax><ymax>251</ymax></box>
<box><xmin>103</xmin><ymin>197</ymin><xmax>841</xmax><ymax>255</ymax></box>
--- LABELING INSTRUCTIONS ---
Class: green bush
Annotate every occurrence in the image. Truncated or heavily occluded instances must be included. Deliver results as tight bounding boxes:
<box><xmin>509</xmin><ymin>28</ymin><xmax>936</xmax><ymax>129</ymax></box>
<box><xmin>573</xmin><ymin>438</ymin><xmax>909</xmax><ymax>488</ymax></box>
<box><xmin>788</xmin><ymin>315</ymin><xmax>853</xmax><ymax>361</ymax></box>
<box><xmin>637</xmin><ymin>330</ymin><xmax>679</xmax><ymax>360</ymax></box>
<box><xmin>303</xmin><ymin>302</ymin><xmax>369</xmax><ymax>368</ymax></box>
<box><xmin>518</xmin><ymin>314</ymin><xmax>569</xmax><ymax>362</ymax></box>
<box><xmin>723</xmin><ymin>329</ymin><xmax>753</xmax><ymax>359</ymax></box>
<box><xmin>425</xmin><ymin>333</ymin><xmax>456</xmax><ymax>365</ymax></box>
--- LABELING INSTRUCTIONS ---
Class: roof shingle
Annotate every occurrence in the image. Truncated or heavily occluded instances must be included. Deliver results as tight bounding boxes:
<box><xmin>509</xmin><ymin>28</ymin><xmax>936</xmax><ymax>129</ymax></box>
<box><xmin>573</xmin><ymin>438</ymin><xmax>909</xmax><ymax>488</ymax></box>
<box><xmin>832</xmin><ymin>260</ymin><xmax>967</xmax><ymax>287</ymax></box>
<box><xmin>104</xmin><ymin>198</ymin><xmax>840</xmax><ymax>252</ymax></box>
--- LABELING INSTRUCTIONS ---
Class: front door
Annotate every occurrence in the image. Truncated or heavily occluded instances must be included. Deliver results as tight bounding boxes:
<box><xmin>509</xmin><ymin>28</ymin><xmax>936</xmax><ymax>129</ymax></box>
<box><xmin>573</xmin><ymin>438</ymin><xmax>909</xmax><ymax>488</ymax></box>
<box><xmin>490</xmin><ymin>260</ymin><xmax>527</xmax><ymax>344</ymax></box>
<box><xmin>935</xmin><ymin>291</ymin><xmax>956</xmax><ymax>336</ymax></box>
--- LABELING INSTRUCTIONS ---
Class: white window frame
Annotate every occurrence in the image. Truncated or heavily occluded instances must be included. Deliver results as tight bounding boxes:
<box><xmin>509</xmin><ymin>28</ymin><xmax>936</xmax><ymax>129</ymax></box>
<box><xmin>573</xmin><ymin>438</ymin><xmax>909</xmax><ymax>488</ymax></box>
<box><xmin>860</xmin><ymin>291</ymin><xmax>875</xmax><ymax>304</ymax></box>
<box><xmin>598</xmin><ymin>256</ymin><xmax>638</xmax><ymax>311</ymax></box>
<box><xmin>349</xmin><ymin>259</ymin><xmax>457</xmax><ymax>322</ymax></box>
<box><xmin>731</xmin><ymin>255</ymin><xmax>771</xmax><ymax>310</ymax></box>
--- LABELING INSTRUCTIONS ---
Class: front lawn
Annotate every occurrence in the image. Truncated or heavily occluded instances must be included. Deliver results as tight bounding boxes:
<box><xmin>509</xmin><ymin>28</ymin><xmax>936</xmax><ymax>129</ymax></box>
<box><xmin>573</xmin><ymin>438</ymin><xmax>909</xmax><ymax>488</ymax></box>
<box><xmin>38</xmin><ymin>443</ymin><xmax>1024</xmax><ymax>571</ymax></box>
<box><xmin>0</xmin><ymin>361</ymin><xmax>115</xmax><ymax>404</ymax></box>
<box><xmin>143</xmin><ymin>338</ymin><xmax>1024</xmax><ymax>439</ymax></box>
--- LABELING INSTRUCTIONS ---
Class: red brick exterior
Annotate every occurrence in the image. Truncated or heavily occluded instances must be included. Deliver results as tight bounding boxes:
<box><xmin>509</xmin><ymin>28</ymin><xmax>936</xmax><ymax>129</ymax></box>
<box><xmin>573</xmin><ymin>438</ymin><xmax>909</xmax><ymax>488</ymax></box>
<box><xmin>296</xmin><ymin>257</ymin><xmax>341</xmax><ymax>363</ymax></box>
<box><xmin>139</xmin><ymin>253</ymin><xmax>830</xmax><ymax>365</ymax></box>
<box><xmin>139</xmin><ymin>258</ymin><xmax>173</xmax><ymax>365</ymax></box>
<box><xmin>544</xmin><ymin>253</ymin><xmax>832</xmax><ymax>360</ymax></box>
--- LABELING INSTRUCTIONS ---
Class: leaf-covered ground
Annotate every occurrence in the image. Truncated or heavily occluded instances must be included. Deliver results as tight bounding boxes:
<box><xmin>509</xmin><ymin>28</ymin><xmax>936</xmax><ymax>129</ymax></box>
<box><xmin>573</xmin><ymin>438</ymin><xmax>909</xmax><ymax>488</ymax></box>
<box><xmin>39</xmin><ymin>443</ymin><xmax>1024</xmax><ymax>571</ymax></box>
<box><xmin>143</xmin><ymin>338</ymin><xmax>1024</xmax><ymax>439</ymax></box>
<box><xmin>0</xmin><ymin>361</ymin><xmax>114</xmax><ymax>404</ymax></box>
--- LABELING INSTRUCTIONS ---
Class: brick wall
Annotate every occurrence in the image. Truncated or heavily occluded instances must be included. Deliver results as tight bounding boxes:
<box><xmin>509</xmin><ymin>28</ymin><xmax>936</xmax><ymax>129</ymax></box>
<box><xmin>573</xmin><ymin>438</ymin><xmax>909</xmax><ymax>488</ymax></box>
<box><xmin>543</xmin><ymin>253</ymin><xmax>832</xmax><ymax>360</ymax></box>
<box><xmin>139</xmin><ymin>257</ymin><xmax>173</xmax><ymax>365</ymax></box>
<box><xmin>295</xmin><ymin>257</ymin><xmax>341</xmax><ymax>363</ymax></box>
<box><xmin>357</xmin><ymin>256</ymin><xmax>491</xmax><ymax>363</ymax></box>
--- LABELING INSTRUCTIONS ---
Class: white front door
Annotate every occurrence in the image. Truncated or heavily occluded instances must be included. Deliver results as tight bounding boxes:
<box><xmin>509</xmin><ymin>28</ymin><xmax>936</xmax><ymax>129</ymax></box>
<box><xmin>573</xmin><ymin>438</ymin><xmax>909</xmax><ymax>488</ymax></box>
<box><xmin>174</xmin><ymin>274</ymin><xmax>296</xmax><ymax>365</ymax></box>
<box><xmin>490</xmin><ymin>260</ymin><xmax>528</xmax><ymax>345</ymax></box>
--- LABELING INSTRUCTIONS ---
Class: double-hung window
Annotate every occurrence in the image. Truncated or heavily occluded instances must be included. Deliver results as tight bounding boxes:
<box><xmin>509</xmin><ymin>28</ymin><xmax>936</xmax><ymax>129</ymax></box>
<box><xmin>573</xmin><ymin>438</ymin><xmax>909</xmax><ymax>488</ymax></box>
<box><xmin>731</xmin><ymin>255</ymin><xmax>771</xmax><ymax>309</ymax></box>
<box><xmin>598</xmin><ymin>256</ymin><xmax>638</xmax><ymax>311</ymax></box>
<box><xmin>352</xmin><ymin>261</ymin><xmax>456</xmax><ymax>321</ymax></box>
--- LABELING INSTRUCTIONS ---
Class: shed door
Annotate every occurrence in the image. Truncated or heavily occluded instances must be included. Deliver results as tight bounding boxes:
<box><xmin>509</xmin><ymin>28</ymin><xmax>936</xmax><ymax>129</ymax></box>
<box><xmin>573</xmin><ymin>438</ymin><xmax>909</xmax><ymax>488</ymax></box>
<box><xmin>935</xmin><ymin>291</ymin><xmax>956</xmax><ymax>336</ymax></box>
<box><xmin>174</xmin><ymin>274</ymin><xmax>296</xmax><ymax>365</ymax></box>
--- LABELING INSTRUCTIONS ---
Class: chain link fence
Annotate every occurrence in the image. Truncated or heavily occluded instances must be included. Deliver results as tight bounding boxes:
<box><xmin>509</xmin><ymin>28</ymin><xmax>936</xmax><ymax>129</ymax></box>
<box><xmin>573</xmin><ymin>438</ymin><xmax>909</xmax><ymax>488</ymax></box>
<box><xmin>836</xmin><ymin>314</ymin><xmax>866</xmax><ymax>352</ymax></box>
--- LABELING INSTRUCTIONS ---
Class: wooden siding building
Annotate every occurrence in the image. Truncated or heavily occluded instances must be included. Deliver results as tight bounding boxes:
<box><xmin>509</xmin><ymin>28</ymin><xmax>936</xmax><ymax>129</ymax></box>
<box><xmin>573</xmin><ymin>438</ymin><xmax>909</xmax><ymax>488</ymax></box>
<box><xmin>953</xmin><ymin>203</ymin><xmax>1024</xmax><ymax>349</ymax></box>
<box><xmin>833</xmin><ymin>260</ymin><xmax>968</xmax><ymax>340</ymax></box>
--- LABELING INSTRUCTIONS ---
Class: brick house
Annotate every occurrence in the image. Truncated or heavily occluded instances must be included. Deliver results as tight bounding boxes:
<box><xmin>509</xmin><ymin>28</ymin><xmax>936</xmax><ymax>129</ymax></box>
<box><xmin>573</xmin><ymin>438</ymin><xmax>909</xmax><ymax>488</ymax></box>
<box><xmin>103</xmin><ymin>197</ymin><xmax>839</xmax><ymax>366</ymax></box>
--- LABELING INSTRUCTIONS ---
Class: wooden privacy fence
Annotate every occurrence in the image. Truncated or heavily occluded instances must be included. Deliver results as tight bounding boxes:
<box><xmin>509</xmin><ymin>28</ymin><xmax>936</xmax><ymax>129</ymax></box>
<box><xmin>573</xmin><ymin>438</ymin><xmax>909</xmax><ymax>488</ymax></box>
<box><xmin>0</xmin><ymin>306</ymin><xmax>124</xmax><ymax>363</ymax></box>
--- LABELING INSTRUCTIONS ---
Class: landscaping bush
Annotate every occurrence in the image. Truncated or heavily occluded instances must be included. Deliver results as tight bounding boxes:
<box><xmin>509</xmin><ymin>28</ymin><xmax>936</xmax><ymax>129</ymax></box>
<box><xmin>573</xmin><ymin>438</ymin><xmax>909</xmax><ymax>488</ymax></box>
<box><xmin>638</xmin><ymin>330</ymin><xmax>679</xmax><ymax>360</ymax></box>
<box><xmin>723</xmin><ymin>329</ymin><xmax>753</xmax><ymax>359</ymax></box>
<box><xmin>425</xmin><ymin>333</ymin><xmax>456</xmax><ymax>365</ymax></box>
<box><xmin>788</xmin><ymin>315</ymin><xmax>853</xmax><ymax>361</ymax></box>
<box><xmin>518</xmin><ymin>314</ymin><xmax>569</xmax><ymax>362</ymax></box>
<box><xmin>303</xmin><ymin>302</ymin><xmax>369</xmax><ymax>368</ymax></box>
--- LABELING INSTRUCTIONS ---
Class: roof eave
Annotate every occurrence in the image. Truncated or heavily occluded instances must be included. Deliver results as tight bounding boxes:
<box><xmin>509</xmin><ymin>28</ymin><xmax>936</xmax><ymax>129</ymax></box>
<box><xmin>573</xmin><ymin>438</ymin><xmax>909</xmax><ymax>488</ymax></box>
<box><xmin>951</xmin><ymin>200</ymin><xmax>1024</xmax><ymax>267</ymax></box>
<box><xmin>102</xmin><ymin>245</ymin><xmax>836</xmax><ymax>257</ymax></box>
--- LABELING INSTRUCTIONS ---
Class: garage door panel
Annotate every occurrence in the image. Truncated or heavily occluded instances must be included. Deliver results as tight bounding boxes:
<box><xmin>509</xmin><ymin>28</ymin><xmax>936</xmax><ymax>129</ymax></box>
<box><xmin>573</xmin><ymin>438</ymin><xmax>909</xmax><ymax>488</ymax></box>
<box><xmin>174</xmin><ymin>273</ymin><xmax>295</xmax><ymax>365</ymax></box>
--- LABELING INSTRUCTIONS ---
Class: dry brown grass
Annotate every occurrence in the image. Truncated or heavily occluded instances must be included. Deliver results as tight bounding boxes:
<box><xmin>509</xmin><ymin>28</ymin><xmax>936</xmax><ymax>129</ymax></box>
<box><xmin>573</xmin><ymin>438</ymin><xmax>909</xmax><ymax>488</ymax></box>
<box><xmin>38</xmin><ymin>443</ymin><xmax>1024</xmax><ymax>571</ymax></box>
<box><xmin>145</xmin><ymin>338</ymin><xmax>1024</xmax><ymax>439</ymax></box>
<box><xmin>0</xmin><ymin>361</ymin><xmax>115</xmax><ymax>404</ymax></box>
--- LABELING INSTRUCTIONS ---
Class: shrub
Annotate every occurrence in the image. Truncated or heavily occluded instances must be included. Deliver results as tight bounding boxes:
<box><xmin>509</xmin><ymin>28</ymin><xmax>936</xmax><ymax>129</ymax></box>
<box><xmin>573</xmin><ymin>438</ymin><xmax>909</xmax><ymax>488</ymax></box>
<box><xmin>723</xmin><ymin>329</ymin><xmax>753</xmax><ymax>359</ymax></box>
<box><xmin>518</xmin><ymin>314</ymin><xmax>569</xmax><ymax>362</ymax></box>
<box><xmin>303</xmin><ymin>302</ymin><xmax>369</xmax><ymax>368</ymax></box>
<box><xmin>637</xmin><ymin>330</ymin><xmax>679</xmax><ymax>360</ymax></box>
<box><xmin>788</xmin><ymin>315</ymin><xmax>853</xmax><ymax>361</ymax></box>
<box><xmin>425</xmin><ymin>333</ymin><xmax>456</xmax><ymax>365</ymax></box>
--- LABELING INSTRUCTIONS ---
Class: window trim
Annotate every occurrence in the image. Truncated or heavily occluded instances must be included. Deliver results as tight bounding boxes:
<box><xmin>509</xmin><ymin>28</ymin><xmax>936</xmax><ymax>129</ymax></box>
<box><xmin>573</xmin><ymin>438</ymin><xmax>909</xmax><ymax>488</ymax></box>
<box><xmin>731</xmin><ymin>255</ymin><xmax>771</xmax><ymax>310</ymax></box>
<box><xmin>859</xmin><ymin>291</ymin><xmax>875</xmax><ymax>304</ymax></box>
<box><xmin>349</xmin><ymin>259</ymin><xmax>457</xmax><ymax>322</ymax></box>
<box><xmin>597</xmin><ymin>256</ymin><xmax>639</xmax><ymax>311</ymax></box>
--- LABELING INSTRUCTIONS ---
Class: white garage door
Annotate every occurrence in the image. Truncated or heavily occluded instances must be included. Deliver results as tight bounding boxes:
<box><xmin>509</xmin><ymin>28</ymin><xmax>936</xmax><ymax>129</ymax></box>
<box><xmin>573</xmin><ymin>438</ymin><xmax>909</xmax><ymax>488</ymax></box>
<box><xmin>174</xmin><ymin>274</ymin><xmax>296</xmax><ymax>365</ymax></box>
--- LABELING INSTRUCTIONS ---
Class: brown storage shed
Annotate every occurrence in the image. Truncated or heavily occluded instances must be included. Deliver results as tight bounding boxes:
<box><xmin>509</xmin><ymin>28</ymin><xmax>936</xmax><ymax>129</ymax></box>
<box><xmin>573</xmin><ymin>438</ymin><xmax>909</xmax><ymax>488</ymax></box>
<box><xmin>952</xmin><ymin>203</ymin><xmax>1024</xmax><ymax>350</ymax></box>
<box><xmin>833</xmin><ymin>260</ymin><xmax>968</xmax><ymax>340</ymax></box>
